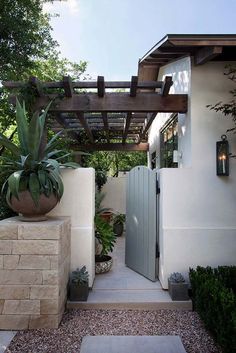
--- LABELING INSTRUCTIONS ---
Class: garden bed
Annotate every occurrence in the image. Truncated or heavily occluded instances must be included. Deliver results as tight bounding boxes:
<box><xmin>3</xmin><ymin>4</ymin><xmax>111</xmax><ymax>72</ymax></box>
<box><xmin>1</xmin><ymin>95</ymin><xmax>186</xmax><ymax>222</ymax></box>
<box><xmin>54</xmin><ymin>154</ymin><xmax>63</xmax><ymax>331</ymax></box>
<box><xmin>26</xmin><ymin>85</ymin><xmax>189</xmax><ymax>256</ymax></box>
<box><xmin>6</xmin><ymin>309</ymin><xmax>221</xmax><ymax>353</ymax></box>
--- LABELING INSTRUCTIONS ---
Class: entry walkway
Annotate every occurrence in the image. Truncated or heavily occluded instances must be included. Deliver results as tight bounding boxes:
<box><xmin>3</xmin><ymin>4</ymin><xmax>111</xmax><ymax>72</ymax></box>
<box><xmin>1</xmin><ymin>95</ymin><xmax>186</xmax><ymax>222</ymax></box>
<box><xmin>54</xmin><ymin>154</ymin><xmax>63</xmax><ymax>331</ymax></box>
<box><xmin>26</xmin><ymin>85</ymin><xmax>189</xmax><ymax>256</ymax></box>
<box><xmin>68</xmin><ymin>236</ymin><xmax>191</xmax><ymax>310</ymax></box>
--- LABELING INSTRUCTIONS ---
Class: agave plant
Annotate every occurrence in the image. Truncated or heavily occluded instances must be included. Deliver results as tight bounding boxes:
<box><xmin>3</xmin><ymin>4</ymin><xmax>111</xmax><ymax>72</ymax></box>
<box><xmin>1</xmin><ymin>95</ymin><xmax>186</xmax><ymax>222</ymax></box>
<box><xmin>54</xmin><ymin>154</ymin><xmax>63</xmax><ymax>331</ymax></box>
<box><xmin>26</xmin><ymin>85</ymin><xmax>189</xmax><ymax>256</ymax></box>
<box><xmin>0</xmin><ymin>99</ymin><xmax>77</xmax><ymax>207</ymax></box>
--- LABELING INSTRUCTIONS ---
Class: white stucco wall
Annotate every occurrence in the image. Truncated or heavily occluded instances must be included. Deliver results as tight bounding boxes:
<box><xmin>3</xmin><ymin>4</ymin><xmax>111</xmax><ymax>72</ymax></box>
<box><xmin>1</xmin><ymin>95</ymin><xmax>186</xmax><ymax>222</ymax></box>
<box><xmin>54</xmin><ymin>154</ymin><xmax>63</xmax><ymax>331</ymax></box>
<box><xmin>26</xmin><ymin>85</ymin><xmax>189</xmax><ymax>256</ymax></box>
<box><xmin>48</xmin><ymin>168</ymin><xmax>95</xmax><ymax>287</ymax></box>
<box><xmin>149</xmin><ymin>60</ymin><xmax>236</xmax><ymax>288</ymax></box>
<box><xmin>148</xmin><ymin>56</ymin><xmax>192</xmax><ymax>169</ymax></box>
<box><xmin>102</xmin><ymin>176</ymin><xmax>127</xmax><ymax>214</ymax></box>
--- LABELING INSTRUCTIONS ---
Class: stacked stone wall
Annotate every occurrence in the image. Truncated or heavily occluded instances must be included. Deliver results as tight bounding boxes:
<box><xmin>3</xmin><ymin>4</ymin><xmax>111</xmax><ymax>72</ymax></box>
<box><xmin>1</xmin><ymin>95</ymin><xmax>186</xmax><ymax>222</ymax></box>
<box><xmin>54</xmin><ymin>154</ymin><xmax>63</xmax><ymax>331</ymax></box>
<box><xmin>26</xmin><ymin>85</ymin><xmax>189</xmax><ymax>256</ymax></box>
<box><xmin>0</xmin><ymin>217</ymin><xmax>70</xmax><ymax>329</ymax></box>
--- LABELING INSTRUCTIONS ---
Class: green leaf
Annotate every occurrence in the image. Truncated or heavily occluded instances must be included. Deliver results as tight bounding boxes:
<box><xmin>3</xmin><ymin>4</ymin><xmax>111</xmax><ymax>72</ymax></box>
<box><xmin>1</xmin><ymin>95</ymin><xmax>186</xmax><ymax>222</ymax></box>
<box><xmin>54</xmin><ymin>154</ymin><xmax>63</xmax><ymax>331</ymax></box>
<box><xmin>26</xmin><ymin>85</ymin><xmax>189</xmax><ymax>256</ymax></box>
<box><xmin>18</xmin><ymin>176</ymin><xmax>28</xmax><ymax>192</ymax></box>
<box><xmin>50</xmin><ymin>170</ymin><xmax>64</xmax><ymax>198</ymax></box>
<box><xmin>55</xmin><ymin>152</ymin><xmax>71</xmax><ymax>161</ymax></box>
<box><xmin>44</xmin><ymin>178</ymin><xmax>52</xmax><ymax>197</ymax></box>
<box><xmin>61</xmin><ymin>162</ymin><xmax>80</xmax><ymax>169</ymax></box>
<box><xmin>7</xmin><ymin>171</ymin><xmax>23</xmax><ymax>200</ymax></box>
<box><xmin>46</xmin><ymin>150</ymin><xmax>65</xmax><ymax>159</ymax></box>
<box><xmin>1</xmin><ymin>179</ymin><xmax>8</xmax><ymax>195</ymax></box>
<box><xmin>44</xmin><ymin>131</ymin><xmax>63</xmax><ymax>155</ymax></box>
<box><xmin>0</xmin><ymin>133</ymin><xmax>20</xmax><ymax>157</ymax></box>
<box><xmin>16</xmin><ymin>99</ymin><xmax>29</xmax><ymax>155</ymax></box>
<box><xmin>20</xmin><ymin>155</ymin><xmax>31</xmax><ymax>168</ymax></box>
<box><xmin>38</xmin><ymin>170</ymin><xmax>47</xmax><ymax>188</ymax></box>
<box><xmin>6</xmin><ymin>188</ymin><xmax>11</xmax><ymax>206</ymax></box>
<box><xmin>44</xmin><ymin>158</ymin><xmax>60</xmax><ymax>172</ymax></box>
<box><xmin>29</xmin><ymin>173</ymin><xmax>40</xmax><ymax>206</ymax></box>
<box><xmin>37</xmin><ymin>102</ymin><xmax>52</xmax><ymax>155</ymax></box>
<box><xmin>28</xmin><ymin>110</ymin><xmax>42</xmax><ymax>160</ymax></box>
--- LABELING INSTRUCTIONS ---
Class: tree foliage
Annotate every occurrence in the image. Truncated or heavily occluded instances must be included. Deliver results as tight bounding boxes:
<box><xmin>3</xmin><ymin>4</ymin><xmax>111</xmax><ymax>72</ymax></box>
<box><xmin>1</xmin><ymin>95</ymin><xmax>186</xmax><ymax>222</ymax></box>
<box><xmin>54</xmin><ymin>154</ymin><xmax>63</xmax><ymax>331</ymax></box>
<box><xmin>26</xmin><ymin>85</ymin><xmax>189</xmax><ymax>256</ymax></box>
<box><xmin>83</xmin><ymin>150</ymin><xmax>147</xmax><ymax>177</ymax></box>
<box><xmin>207</xmin><ymin>65</ymin><xmax>236</xmax><ymax>133</ymax></box>
<box><xmin>0</xmin><ymin>0</ymin><xmax>89</xmax><ymax>218</ymax></box>
<box><xmin>0</xmin><ymin>0</ymin><xmax>58</xmax><ymax>80</ymax></box>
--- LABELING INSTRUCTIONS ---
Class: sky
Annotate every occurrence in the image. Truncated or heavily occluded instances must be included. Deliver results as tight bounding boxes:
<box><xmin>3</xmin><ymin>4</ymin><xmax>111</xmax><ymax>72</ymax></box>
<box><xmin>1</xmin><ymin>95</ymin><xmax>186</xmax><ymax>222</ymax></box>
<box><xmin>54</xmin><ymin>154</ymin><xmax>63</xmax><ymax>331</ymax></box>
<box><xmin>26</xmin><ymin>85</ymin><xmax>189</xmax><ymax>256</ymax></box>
<box><xmin>44</xmin><ymin>0</ymin><xmax>236</xmax><ymax>80</ymax></box>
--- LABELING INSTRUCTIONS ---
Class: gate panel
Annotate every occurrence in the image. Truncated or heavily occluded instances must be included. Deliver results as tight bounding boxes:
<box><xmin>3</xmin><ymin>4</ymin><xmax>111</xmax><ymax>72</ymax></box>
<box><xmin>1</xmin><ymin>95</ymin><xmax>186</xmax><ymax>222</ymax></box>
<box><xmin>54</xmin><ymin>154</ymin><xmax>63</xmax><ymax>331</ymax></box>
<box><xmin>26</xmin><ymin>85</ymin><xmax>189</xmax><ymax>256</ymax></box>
<box><xmin>125</xmin><ymin>166</ymin><xmax>158</xmax><ymax>281</ymax></box>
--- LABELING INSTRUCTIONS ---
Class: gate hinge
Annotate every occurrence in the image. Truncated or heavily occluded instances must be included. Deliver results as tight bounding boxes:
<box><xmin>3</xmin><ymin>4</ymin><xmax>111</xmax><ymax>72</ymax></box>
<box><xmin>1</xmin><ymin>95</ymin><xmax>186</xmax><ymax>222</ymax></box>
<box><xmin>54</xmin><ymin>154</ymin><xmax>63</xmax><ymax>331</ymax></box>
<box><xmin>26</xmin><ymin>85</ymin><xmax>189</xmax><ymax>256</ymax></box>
<box><xmin>156</xmin><ymin>180</ymin><xmax>160</xmax><ymax>194</ymax></box>
<box><xmin>156</xmin><ymin>243</ymin><xmax>160</xmax><ymax>258</ymax></box>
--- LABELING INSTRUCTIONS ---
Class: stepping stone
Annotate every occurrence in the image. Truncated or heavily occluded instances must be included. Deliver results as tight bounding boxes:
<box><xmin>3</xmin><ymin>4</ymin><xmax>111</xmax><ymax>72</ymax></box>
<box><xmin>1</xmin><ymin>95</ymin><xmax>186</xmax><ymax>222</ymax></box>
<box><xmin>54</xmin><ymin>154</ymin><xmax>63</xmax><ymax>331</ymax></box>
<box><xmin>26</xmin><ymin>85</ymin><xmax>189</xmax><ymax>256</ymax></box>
<box><xmin>80</xmin><ymin>335</ymin><xmax>187</xmax><ymax>353</ymax></box>
<box><xmin>0</xmin><ymin>331</ymin><xmax>16</xmax><ymax>353</ymax></box>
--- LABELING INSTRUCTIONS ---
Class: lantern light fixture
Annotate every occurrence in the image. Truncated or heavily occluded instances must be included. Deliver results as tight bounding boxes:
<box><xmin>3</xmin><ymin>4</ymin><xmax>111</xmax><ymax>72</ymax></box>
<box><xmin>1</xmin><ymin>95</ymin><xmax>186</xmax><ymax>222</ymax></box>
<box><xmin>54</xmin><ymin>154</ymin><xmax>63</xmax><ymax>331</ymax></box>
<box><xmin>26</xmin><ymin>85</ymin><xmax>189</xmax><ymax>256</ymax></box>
<box><xmin>216</xmin><ymin>135</ymin><xmax>229</xmax><ymax>176</ymax></box>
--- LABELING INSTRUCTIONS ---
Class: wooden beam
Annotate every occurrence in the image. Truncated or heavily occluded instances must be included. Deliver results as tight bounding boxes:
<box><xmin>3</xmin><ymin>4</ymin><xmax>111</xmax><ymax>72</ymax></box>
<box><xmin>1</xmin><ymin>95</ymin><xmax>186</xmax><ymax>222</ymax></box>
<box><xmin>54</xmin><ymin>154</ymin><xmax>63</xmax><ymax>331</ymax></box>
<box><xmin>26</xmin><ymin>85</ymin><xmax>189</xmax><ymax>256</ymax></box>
<box><xmin>97</xmin><ymin>76</ymin><xmax>105</xmax><ymax>97</ymax></box>
<box><xmin>3</xmin><ymin>80</ymin><xmax>163</xmax><ymax>90</ymax></box>
<box><xmin>144</xmin><ymin>58</ymin><xmax>169</xmax><ymax>63</ymax></box>
<box><xmin>102</xmin><ymin>112</ymin><xmax>110</xmax><ymax>142</ymax></box>
<box><xmin>70</xmin><ymin>143</ymin><xmax>149</xmax><ymax>152</ymax></box>
<box><xmin>194</xmin><ymin>46</ymin><xmax>223</xmax><ymax>65</ymax></box>
<box><xmin>122</xmin><ymin>112</ymin><xmax>132</xmax><ymax>144</ymax></box>
<box><xmin>35</xmin><ymin>93</ymin><xmax>188</xmax><ymax>113</ymax></box>
<box><xmin>76</xmin><ymin>112</ymin><xmax>94</xmax><ymax>143</ymax></box>
<box><xmin>169</xmin><ymin>39</ymin><xmax>236</xmax><ymax>46</ymax></box>
<box><xmin>55</xmin><ymin>114</ymin><xmax>79</xmax><ymax>141</ymax></box>
<box><xmin>29</xmin><ymin>77</ymin><xmax>43</xmax><ymax>97</ymax></box>
<box><xmin>150</xmin><ymin>53</ymin><xmax>179</xmax><ymax>59</ymax></box>
<box><xmin>63</xmin><ymin>76</ymin><xmax>73</xmax><ymax>97</ymax></box>
<box><xmin>161</xmin><ymin>76</ymin><xmax>173</xmax><ymax>96</ymax></box>
<box><xmin>130</xmin><ymin>76</ymin><xmax>138</xmax><ymax>97</ymax></box>
<box><xmin>139</xmin><ymin>113</ymin><xmax>157</xmax><ymax>142</ymax></box>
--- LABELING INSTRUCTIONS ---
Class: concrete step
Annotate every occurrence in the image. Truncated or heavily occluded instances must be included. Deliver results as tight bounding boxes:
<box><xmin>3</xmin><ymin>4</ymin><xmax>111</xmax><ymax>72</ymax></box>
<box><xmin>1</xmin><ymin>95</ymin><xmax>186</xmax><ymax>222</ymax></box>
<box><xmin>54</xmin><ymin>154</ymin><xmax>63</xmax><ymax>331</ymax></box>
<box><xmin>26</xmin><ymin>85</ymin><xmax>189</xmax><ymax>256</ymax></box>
<box><xmin>67</xmin><ymin>289</ymin><xmax>192</xmax><ymax>310</ymax></box>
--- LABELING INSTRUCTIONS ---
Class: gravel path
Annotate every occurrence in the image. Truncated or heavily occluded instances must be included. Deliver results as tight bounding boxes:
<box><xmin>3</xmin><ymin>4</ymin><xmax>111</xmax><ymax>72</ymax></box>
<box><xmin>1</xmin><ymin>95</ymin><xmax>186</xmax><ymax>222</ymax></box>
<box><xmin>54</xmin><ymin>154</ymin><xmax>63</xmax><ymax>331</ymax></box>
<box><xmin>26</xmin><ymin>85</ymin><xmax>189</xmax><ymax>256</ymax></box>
<box><xmin>6</xmin><ymin>309</ymin><xmax>221</xmax><ymax>353</ymax></box>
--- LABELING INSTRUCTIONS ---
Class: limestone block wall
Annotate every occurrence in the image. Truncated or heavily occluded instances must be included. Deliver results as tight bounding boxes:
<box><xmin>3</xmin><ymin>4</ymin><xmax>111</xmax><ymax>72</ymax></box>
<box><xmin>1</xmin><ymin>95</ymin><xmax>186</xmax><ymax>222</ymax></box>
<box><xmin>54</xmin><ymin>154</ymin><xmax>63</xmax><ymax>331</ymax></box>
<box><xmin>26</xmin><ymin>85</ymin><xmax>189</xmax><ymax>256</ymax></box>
<box><xmin>0</xmin><ymin>216</ymin><xmax>70</xmax><ymax>330</ymax></box>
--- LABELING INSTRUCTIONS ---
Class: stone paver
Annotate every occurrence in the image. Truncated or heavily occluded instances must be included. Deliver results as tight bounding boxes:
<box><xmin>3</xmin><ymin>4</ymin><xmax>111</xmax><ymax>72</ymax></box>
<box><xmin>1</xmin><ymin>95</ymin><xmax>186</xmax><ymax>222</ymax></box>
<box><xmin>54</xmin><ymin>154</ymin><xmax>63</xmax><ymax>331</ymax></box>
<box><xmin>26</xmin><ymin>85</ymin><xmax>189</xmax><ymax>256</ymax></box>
<box><xmin>80</xmin><ymin>336</ymin><xmax>187</xmax><ymax>353</ymax></box>
<box><xmin>0</xmin><ymin>331</ymin><xmax>16</xmax><ymax>353</ymax></box>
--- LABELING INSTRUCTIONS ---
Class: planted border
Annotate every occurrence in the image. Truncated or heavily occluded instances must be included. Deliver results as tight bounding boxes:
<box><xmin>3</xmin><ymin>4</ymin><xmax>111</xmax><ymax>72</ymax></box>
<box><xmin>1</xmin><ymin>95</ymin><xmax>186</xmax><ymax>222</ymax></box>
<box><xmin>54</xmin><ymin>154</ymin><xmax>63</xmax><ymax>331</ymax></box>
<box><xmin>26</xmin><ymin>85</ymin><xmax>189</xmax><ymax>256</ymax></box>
<box><xmin>189</xmin><ymin>266</ymin><xmax>236</xmax><ymax>353</ymax></box>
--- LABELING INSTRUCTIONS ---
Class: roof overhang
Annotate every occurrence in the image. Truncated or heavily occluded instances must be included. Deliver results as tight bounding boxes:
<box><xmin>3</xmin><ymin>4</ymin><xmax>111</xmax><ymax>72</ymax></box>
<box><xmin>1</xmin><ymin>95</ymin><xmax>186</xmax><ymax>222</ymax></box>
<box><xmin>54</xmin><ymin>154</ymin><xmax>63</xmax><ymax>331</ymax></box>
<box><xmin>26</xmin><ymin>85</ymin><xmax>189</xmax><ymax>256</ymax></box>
<box><xmin>138</xmin><ymin>34</ymin><xmax>236</xmax><ymax>82</ymax></box>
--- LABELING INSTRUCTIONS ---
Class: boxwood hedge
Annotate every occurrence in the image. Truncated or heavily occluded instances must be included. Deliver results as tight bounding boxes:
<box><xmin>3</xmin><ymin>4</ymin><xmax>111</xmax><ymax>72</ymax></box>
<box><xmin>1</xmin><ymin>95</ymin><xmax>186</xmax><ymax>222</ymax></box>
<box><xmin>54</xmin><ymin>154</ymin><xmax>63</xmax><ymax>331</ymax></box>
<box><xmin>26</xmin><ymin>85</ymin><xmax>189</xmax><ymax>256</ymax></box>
<box><xmin>189</xmin><ymin>266</ymin><xmax>236</xmax><ymax>353</ymax></box>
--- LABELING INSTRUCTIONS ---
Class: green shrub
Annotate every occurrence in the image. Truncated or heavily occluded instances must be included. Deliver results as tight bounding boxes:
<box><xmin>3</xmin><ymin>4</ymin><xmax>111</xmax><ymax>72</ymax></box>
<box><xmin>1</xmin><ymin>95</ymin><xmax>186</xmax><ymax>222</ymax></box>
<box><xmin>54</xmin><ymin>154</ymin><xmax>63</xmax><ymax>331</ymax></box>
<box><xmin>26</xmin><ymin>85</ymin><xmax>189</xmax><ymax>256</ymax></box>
<box><xmin>189</xmin><ymin>266</ymin><xmax>236</xmax><ymax>353</ymax></box>
<box><xmin>0</xmin><ymin>196</ymin><xmax>16</xmax><ymax>220</ymax></box>
<box><xmin>95</xmin><ymin>215</ymin><xmax>116</xmax><ymax>256</ymax></box>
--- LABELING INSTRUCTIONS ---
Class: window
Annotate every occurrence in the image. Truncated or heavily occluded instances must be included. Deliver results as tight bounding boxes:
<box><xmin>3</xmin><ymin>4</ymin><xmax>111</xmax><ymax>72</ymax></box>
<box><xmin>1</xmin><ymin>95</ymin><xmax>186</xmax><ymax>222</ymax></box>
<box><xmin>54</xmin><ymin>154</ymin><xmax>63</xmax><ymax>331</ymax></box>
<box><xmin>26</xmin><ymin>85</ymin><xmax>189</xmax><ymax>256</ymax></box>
<box><xmin>160</xmin><ymin>114</ymin><xmax>178</xmax><ymax>168</ymax></box>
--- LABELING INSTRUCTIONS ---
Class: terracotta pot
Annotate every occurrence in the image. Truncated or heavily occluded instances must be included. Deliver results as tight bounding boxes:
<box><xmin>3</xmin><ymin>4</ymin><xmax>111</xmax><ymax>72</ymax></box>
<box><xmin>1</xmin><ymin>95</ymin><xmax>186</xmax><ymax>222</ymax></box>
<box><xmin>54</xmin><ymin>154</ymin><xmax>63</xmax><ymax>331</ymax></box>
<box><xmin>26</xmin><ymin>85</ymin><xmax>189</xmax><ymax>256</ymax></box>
<box><xmin>100</xmin><ymin>211</ymin><xmax>113</xmax><ymax>223</ymax></box>
<box><xmin>9</xmin><ymin>190</ymin><xmax>58</xmax><ymax>221</ymax></box>
<box><xmin>95</xmin><ymin>255</ymin><xmax>113</xmax><ymax>274</ymax></box>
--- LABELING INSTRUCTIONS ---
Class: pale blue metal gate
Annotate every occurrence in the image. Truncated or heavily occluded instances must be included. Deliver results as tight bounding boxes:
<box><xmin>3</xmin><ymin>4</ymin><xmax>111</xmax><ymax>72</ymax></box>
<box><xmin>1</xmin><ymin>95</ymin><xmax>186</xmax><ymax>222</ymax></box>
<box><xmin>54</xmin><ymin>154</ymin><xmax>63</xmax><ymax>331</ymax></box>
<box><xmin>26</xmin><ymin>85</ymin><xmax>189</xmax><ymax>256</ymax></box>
<box><xmin>125</xmin><ymin>166</ymin><xmax>159</xmax><ymax>281</ymax></box>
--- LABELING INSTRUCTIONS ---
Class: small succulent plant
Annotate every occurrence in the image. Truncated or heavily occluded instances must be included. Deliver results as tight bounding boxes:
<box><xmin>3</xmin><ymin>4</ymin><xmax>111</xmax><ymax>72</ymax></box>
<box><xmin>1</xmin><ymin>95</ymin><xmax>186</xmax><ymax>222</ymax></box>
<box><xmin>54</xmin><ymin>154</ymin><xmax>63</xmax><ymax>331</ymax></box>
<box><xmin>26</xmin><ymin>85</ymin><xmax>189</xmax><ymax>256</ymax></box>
<box><xmin>71</xmin><ymin>266</ymin><xmax>89</xmax><ymax>285</ymax></box>
<box><xmin>169</xmin><ymin>272</ymin><xmax>185</xmax><ymax>283</ymax></box>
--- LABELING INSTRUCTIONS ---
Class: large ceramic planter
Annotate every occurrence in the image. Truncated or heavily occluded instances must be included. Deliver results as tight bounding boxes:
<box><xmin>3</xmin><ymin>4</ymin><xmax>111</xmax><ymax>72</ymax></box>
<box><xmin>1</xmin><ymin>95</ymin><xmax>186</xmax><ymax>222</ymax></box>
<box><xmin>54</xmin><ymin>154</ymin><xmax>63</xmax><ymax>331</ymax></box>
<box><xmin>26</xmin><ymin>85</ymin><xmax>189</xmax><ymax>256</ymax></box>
<box><xmin>9</xmin><ymin>190</ymin><xmax>58</xmax><ymax>221</ymax></box>
<box><xmin>168</xmin><ymin>279</ymin><xmax>189</xmax><ymax>301</ymax></box>
<box><xmin>95</xmin><ymin>255</ymin><xmax>113</xmax><ymax>274</ymax></box>
<box><xmin>69</xmin><ymin>282</ymin><xmax>89</xmax><ymax>301</ymax></box>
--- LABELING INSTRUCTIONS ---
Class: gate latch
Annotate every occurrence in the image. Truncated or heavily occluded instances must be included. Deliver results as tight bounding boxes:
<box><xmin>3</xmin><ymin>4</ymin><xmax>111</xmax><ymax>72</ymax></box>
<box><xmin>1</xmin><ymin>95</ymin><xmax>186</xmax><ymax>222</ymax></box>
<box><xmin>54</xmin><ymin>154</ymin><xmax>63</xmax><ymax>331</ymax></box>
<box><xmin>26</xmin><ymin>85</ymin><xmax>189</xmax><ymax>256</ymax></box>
<box><xmin>156</xmin><ymin>243</ymin><xmax>160</xmax><ymax>258</ymax></box>
<box><xmin>156</xmin><ymin>180</ymin><xmax>160</xmax><ymax>194</ymax></box>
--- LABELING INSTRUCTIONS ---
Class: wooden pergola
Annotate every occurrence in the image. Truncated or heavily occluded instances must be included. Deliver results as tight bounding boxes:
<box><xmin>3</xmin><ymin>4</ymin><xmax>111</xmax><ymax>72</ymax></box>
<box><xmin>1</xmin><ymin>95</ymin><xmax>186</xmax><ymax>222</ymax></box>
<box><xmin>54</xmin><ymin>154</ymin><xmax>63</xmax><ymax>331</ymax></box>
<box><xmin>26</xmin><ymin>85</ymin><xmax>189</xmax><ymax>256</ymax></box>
<box><xmin>3</xmin><ymin>75</ymin><xmax>188</xmax><ymax>152</ymax></box>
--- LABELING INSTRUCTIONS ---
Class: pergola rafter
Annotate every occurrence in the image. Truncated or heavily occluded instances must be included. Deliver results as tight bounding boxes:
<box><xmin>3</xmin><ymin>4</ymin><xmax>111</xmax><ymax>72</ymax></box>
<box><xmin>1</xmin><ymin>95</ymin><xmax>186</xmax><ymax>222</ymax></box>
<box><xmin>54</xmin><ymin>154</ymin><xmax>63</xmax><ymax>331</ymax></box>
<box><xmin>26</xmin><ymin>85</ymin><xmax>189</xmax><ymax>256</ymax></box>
<box><xmin>3</xmin><ymin>75</ymin><xmax>188</xmax><ymax>152</ymax></box>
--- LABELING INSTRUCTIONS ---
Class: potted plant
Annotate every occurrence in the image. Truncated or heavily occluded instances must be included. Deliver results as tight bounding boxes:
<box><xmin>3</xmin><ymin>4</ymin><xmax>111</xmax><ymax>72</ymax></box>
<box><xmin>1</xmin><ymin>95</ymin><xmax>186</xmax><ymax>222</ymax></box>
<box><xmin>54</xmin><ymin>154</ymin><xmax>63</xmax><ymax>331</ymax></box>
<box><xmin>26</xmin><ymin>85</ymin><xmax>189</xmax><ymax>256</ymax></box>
<box><xmin>95</xmin><ymin>191</ymin><xmax>113</xmax><ymax>223</ymax></box>
<box><xmin>168</xmin><ymin>272</ymin><xmax>189</xmax><ymax>301</ymax></box>
<box><xmin>0</xmin><ymin>99</ymin><xmax>78</xmax><ymax>221</ymax></box>
<box><xmin>69</xmin><ymin>266</ymin><xmax>89</xmax><ymax>301</ymax></box>
<box><xmin>95</xmin><ymin>214</ymin><xmax>116</xmax><ymax>274</ymax></box>
<box><xmin>112</xmin><ymin>213</ymin><xmax>126</xmax><ymax>237</ymax></box>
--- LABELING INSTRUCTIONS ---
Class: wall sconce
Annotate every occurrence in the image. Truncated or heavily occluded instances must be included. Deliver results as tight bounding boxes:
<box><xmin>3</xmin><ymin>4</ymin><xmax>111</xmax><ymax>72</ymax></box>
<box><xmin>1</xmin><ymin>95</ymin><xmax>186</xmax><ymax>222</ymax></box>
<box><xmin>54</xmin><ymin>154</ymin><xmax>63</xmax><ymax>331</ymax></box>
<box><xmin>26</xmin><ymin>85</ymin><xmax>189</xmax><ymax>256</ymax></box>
<box><xmin>216</xmin><ymin>135</ymin><xmax>229</xmax><ymax>176</ymax></box>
